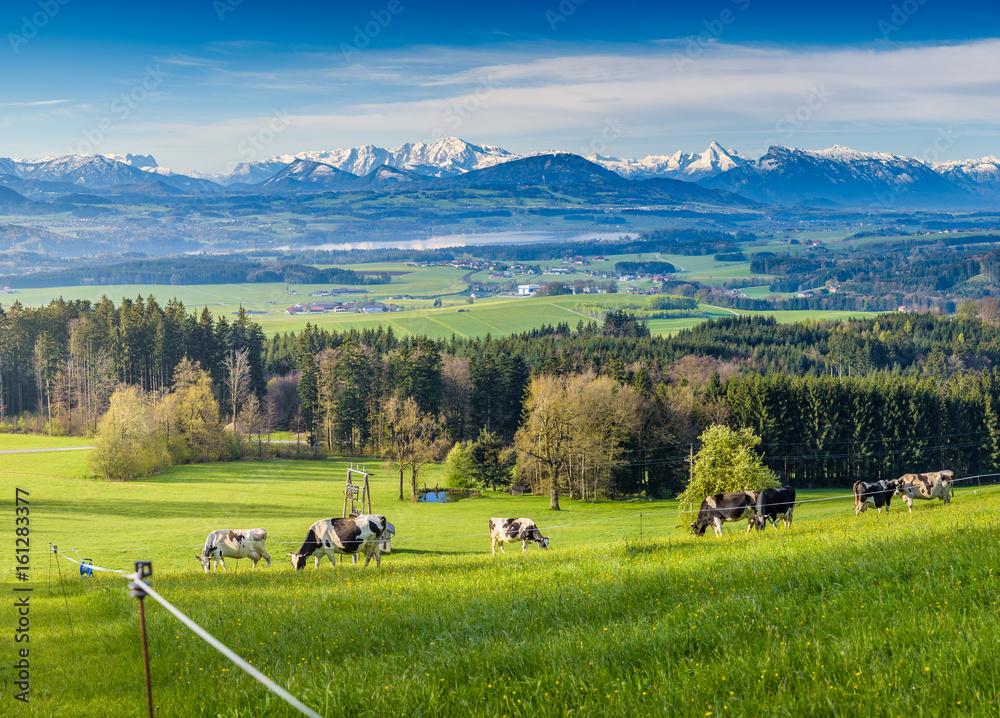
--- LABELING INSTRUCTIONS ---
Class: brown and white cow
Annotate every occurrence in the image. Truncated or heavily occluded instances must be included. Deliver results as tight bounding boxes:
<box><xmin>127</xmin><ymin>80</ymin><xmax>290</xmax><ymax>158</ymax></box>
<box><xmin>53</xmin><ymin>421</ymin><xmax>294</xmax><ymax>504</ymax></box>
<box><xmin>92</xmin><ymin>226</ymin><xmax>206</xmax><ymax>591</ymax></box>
<box><xmin>287</xmin><ymin>515</ymin><xmax>388</xmax><ymax>570</ymax></box>
<box><xmin>489</xmin><ymin>518</ymin><xmax>549</xmax><ymax>554</ymax></box>
<box><xmin>895</xmin><ymin>470</ymin><xmax>954</xmax><ymax>512</ymax></box>
<box><xmin>195</xmin><ymin>528</ymin><xmax>271</xmax><ymax>572</ymax></box>
<box><xmin>690</xmin><ymin>491</ymin><xmax>760</xmax><ymax>537</ymax></box>
<box><xmin>853</xmin><ymin>480</ymin><xmax>902</xmax><ymax>516</ymax></box>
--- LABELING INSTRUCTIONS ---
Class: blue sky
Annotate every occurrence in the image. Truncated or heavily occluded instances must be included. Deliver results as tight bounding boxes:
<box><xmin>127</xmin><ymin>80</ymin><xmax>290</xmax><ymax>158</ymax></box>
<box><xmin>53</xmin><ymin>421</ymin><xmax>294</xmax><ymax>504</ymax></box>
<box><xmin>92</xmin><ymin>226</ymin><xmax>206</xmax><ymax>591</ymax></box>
<box><xmin>2</xmin><ymin>0</ymin><xmax>999</xmax><ymax>172</ymax></box>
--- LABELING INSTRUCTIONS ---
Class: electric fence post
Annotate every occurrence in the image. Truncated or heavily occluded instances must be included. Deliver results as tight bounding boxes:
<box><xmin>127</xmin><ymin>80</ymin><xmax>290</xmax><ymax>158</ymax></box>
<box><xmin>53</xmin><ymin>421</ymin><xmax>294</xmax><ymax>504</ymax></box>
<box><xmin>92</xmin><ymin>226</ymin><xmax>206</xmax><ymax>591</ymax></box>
<box><xmin>129</xmin><ymin>561</ymin><xmax>154</xmax><ymax>718</ymax></box>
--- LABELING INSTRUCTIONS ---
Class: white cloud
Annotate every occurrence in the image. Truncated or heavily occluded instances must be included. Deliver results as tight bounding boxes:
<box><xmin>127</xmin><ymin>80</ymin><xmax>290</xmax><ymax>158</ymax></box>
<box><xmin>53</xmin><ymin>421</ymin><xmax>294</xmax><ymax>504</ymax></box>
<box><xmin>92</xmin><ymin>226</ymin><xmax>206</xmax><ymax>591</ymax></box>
<box><xmin>18</xmin><ymin>39</ymin><xmax>998</xmax><ymax>170</ymax></box>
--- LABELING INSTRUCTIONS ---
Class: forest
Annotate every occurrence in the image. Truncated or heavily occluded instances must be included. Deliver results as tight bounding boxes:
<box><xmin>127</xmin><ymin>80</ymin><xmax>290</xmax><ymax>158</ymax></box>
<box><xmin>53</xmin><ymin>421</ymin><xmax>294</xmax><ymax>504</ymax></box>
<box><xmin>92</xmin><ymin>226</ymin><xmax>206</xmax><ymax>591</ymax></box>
<box><xmin>4</xmin><ymin>296</ymin><xmax>1000</xmax><ymax>495</ymax></box>
<box><xmin>1</xmin><ymin>256</ymin><xmax>391</xmax><ymax>288</ymax></box>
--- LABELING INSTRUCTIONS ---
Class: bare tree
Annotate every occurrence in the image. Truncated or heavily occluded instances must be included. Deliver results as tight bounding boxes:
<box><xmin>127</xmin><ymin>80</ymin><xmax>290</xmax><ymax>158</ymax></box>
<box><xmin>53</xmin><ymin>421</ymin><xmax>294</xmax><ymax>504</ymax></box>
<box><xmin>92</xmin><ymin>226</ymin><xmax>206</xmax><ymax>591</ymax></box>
<box><xmin>239</xmin><ymin>394</ymin><xmax>271</xmax><ymax>460</ymax></box>
<box><xmin>514</xmin><ymin>374</ymin><xmax>579</xmax><ymax>510</ymax></box>
<box><xmin>383</xmin><ymin>396</ymin><xmax>447</xmax><ymax>500</ymax></box>
<box><xmin>222</xmin><ymin>346</ymin><xmax>252</xmax><ymax>433</ymax></box>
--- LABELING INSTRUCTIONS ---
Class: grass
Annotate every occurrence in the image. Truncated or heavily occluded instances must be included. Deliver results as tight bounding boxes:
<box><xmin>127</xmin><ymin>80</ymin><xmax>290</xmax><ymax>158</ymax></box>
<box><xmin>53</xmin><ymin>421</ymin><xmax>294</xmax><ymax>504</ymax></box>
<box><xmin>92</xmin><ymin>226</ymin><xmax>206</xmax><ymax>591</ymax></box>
<box><xmin>3</xmin><ymin>448</ymin><xmax>1000</xmax><ymax>717</ymax></box>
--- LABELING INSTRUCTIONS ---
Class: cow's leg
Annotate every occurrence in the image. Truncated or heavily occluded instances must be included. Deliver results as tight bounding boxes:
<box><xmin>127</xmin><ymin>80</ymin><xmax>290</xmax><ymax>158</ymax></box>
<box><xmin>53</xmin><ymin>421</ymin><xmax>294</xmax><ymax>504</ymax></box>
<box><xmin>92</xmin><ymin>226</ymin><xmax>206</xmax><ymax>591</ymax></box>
<box><xmin>713</xmin><ymin>518</ymin><xmax>723</xmax><ymax>537</ymax></box>
<box><xmin>784</xmin><ymin>510</ymin><xmax>793</xmax><ymax>528</ymax></box>
<box><xmin>217</xmin><ymin>556</ymin><xmax>227</xmax><ymax>571</ymax></box>
<box><xmin>499</xmin><ymin>541</ymin><xmax>506</xmax><ymax>554</ymax></box>
<box><xmin>522</xmin><ymin>540</ymin><xmax>529</xmax><ymax>553</ymax></box>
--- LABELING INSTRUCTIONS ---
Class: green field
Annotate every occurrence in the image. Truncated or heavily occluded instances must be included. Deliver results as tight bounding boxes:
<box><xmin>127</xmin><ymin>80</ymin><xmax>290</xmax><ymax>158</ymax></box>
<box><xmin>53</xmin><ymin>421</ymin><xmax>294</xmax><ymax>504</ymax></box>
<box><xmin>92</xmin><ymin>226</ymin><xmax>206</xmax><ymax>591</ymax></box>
<box><xmin>3</xmin><ymin>447</ymin><xmax>999</xmax><ymax>717</ymax></box>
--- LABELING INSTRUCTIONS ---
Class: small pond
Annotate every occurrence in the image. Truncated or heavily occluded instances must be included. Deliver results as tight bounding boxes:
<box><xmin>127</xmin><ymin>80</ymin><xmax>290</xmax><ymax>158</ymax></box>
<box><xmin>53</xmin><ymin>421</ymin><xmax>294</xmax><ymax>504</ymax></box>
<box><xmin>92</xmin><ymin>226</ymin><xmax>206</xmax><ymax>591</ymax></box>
<box><xmin>418</xmin><ymin>489</ymin><xmax>473</xmax><ymax>503</ymax></box>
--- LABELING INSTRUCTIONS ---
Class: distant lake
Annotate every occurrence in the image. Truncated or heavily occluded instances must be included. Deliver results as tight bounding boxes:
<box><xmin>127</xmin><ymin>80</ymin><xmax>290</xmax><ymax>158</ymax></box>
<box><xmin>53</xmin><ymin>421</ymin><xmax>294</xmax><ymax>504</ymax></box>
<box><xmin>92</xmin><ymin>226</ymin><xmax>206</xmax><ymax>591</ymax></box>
<box><xmin>306</xmin><ymin>231</ymin><xmax>630</xmax><ymax>252</ymax></box>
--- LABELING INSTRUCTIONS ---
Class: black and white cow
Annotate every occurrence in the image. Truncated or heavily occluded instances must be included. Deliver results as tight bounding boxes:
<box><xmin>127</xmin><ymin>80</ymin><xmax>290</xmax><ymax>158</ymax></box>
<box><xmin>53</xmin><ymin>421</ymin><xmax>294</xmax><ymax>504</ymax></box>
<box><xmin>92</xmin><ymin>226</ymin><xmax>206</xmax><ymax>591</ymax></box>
<box><xmin>895</xmin><ymin>470</ymin><xmax>954</xmax><ymax>511</ymax></box>
<box><xmin>689</xmin><ymin>491</ymin><xmax>760</xmax><ymax>537</ymax></box>
<box><xmin>754</xmin><ymin>486</ymin><xmax>796</xmax><ymax>530</ymax></box>
<box><xmin>287</xmin><ymin>515</ymin><xmax>388</xmax><ymax>571</ymax></box>
<box><xmin>489</xmin><ymin>517</ymin><xmax>549</xmax><ymax>554</ymax></box>
<box><xmin>853</xmin><ymin>479</ymin><xmax>902</xmax><ymax>516</ymax></box>
<box><xmin>195</xmin><ymin>528</ymin><xmax>271</xmax><ymax>572</ymax></box>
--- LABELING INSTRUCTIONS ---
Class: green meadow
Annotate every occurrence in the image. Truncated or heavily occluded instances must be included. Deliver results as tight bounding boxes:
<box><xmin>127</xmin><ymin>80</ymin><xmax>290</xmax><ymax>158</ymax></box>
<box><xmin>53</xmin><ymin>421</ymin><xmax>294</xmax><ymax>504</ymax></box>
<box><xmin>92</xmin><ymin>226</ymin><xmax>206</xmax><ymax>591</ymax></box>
<box><xmin>3</xmin><ymin>446</ymin><xmax>999</xmax><ymax>717</ymax></box>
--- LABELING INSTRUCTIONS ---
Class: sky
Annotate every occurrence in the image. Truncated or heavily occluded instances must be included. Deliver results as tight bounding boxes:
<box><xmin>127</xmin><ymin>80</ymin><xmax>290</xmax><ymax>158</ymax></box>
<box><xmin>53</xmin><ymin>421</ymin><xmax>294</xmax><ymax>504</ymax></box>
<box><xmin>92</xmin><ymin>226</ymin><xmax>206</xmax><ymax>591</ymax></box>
<box><xmin>2</xmin><ymin>0</ymin><xmax>999</xmax><ymax>173</ymax></box>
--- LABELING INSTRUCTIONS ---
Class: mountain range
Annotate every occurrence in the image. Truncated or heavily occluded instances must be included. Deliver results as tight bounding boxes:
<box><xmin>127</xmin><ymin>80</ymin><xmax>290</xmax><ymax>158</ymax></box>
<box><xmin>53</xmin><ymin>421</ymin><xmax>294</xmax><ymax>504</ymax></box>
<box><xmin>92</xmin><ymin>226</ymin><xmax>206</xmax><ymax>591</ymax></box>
<box><xmin>3</xmin><ymin>137</ymin><xmax>999</xmax><ymax>209</ymax></box>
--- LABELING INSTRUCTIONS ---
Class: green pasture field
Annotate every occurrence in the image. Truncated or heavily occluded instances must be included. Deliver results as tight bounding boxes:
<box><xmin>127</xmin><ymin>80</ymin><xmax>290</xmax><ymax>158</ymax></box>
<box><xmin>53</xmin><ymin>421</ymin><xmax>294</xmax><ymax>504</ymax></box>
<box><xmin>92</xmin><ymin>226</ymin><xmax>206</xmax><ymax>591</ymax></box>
<box><xmin>3</xmin><ymin>447</ymin><xmax>1000</xmax><ymax>717</ymax></box>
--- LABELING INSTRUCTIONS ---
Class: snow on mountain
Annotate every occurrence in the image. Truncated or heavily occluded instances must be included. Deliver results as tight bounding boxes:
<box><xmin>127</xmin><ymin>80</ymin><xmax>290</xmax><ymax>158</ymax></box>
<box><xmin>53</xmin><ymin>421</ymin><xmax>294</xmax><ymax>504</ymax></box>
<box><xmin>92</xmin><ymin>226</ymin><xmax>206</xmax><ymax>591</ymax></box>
<box><xmin>26</xmin><ymin>155</ymin><xmax>151</xmax><ymax>188</ymax></box>
<box><xmin>933</xmin><ymin>156</ymin><xmax>1000</xmax><ymax>198</ymax></box>
<box><xmin>100</xmin><ymin>153</ymin><xmax>159</xmax><ymax>170</ymax></box>
<box><xmin>258</xmin><ymin>159</ymin><xmax>360</xmax><ymax>191</ymax></box>
<box><xmin>209</xmin><ymin>137</ymin><xmax>519</xmax><ymax>185</ymax></box>
<box><xmin>588</xmin><ymin>142</ymin><xmax>747</xmax><ymax>180</ymax></box>
<box><xmin>702</xmin><ymin>145</ymin><xmax>973</xmax><ymax>207</ymax></box>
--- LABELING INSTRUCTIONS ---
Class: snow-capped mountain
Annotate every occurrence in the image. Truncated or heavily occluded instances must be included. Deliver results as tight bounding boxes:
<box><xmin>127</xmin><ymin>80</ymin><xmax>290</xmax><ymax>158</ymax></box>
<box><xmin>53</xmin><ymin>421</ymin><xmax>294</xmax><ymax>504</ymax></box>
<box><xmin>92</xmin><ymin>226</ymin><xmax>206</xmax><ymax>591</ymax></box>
<box><xmin>25</xmin><ymin>155</ymin><xmax>152</xmax><ymax>188</ymax></box>
<box><xmin>210</xmin><ymin>137</ymin><xmax>518</xmax><ymax>185</ymax></box>
<box><xmin>701</xmin><ymin>145</ymin><xmax>972</xmax><ymax>207</ymax></box>
<box><xmin>589</xmin><ymin>142</ymin><xmax>748</xmax><ymax>181</ymax></box>
<box><xmin>258</xmin><ymin>159</ymin><xmax>359</xmax><ymax>191</ymax></box>
<box><xmin>933</xmin><ymin>156</ymin><xmax>1000</xmax><ymax>199</ymax></box>
<box><xmin>100</xmin><ymin>153</ymin><xmax>159</xmax><ymax>170</ymax></box>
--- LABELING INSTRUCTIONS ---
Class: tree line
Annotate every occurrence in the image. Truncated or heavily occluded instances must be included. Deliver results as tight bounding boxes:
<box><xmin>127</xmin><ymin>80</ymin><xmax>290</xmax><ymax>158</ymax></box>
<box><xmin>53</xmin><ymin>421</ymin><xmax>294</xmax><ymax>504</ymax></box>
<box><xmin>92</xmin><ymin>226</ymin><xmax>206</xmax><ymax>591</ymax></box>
<box><xmin>8</xmin><ymin>298</ymin><xmax>1000</xmax><ymax>492</ymax></box>
<box><xmin>1</xmin><ymin>256</ymin><xmax>390</xmax><ymax>288</ymax></box>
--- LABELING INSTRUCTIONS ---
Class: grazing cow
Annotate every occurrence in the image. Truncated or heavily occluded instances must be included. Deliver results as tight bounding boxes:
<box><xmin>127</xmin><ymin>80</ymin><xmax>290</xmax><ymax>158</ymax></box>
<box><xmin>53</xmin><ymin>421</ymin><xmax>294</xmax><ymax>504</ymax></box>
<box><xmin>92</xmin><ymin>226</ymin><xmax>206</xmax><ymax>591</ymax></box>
<box><xmin>689</xmin><ymin>492</ymin><xmax>760</xmax><ymax>537</ymax></box>
<box><xmin>287</xmin><ymin>515</ymin><xmax>388</xmax><ymax>571</ymax></box>
<box><xmin>895</xmin><ymin>470</ymin><xmax>954</xmax><ymax>512</ymax></box>
<box><xmin>754</xmin><ymin>486</ymin><xmax>796</xmax><ymax>530</ymax></box>
<box><xmin>489</xmin><ymin>518</ymin><xmax>549</xmax><ymax>554</ymax></box>
<box><xmin>195</xmin><ymin>528</ymin><xmax>271</xmax><ymax>572</ymax></box>
<box><xmin>378</xmin><ymin>521</ymin><xmax>396</xmax><ymax>554</ymax></box>
<box><xmin>853</xmin><ymin>480</ymin><xmax>902</xmax><ymax>516</ymax></box>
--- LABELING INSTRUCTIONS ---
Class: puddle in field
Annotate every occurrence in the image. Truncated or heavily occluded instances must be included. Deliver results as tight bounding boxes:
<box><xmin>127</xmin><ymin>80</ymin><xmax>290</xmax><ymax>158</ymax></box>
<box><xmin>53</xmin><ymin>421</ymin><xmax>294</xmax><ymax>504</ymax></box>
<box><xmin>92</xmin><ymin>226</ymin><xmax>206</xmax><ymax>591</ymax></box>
<box><xmin>418</xmin><ymin>490</ymin><xmax>473</xmax><ymax>503</ymax></box>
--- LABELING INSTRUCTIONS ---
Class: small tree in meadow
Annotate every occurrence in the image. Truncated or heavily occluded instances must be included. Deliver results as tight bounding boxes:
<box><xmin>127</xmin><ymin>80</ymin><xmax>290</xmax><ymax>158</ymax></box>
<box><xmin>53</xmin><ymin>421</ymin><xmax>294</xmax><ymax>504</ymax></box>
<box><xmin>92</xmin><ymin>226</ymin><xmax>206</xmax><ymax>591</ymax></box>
<box><xmin>676</xmin><ymin>424</ymin><xmax>779</xmax><ymax>511</ymax></box>
<box><xmin>444</xmin><ymin>441</ymin><xmax>476</xmax><ymax>489</ymax></box>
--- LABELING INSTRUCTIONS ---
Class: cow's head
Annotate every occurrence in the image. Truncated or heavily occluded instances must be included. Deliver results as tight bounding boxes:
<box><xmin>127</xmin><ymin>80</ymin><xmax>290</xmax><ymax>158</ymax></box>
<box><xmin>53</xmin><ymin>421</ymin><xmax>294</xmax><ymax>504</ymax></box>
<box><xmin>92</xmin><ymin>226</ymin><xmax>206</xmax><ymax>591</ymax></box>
<box><xmin>195</xmin><ymin>546</ymin><xmax>216</xmax><ymax>572</ymax></box>
<box><xmin>690</xmin><ymin>522</ymin><xmax>708</xmax><ymax>537</ymax></box>
<box><xmin>538</xmin><ymin>536</ymin><xmax>549</xmax><ymax>550</ymax></box>
<box><xmin>753</xmin><ymin>514</ymin><xmax>768</xmax><ymax>531</ymax></box>
<box><xmin>286</xmin><ymin>553</ymin><xmax>308</xmax><ymax>571</ymax></box>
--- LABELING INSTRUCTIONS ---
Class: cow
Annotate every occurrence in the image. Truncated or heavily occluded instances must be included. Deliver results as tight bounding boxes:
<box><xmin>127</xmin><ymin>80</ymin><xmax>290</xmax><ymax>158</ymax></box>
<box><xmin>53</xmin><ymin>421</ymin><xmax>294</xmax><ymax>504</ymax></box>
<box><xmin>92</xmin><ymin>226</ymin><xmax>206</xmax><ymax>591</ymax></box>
<box><xmin>195</xmin><ymin>528</ymin><xmax>271</xmax><ymax>572</ymax></box>
<box><xmin>754</xmin><ymin>486</ymin><xmax>796</xmax><ymax>530</ymax></box>
<box><xmin>489</xmin><ymin>518</ymin><xmax>549</xmax><ymax>554</ymax></box>
<box><xmin>853</xmin><ymin>479</ymin><xmax>902</xmax><ymax>516</ymax></box>
<box><xmin>287</xmin><ymin>515</ymin><xmax>388</xmax><ymax>571</ymax></box>
<box><xmin>689</xmin><ymin>491</ymin><xmax>760</xmax><ymax>537</ymax></box>
<box><xmin>895</xmin><ymin>470</ymin><xmax>955</xmax><ymax>512</ymax></box>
